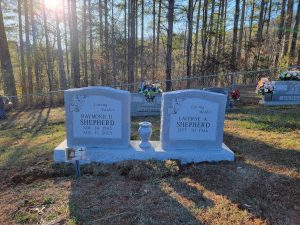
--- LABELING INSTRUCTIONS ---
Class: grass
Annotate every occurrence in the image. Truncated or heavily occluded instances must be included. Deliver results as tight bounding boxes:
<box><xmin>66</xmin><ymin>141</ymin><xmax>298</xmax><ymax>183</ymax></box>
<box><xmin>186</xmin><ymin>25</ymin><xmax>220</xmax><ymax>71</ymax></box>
<box><xmin>0</xmin><ymin>105</ymin><xmax>299</xmax><ymax>224</ymax></box>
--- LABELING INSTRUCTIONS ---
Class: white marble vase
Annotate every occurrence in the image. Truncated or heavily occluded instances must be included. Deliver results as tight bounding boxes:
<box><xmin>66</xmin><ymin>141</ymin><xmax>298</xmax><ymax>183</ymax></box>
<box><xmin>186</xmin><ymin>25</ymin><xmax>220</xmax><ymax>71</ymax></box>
<box><xmin>138</xmin><ymin>122</ymin><xmax>152</xmax><ymax>148</ymax></box>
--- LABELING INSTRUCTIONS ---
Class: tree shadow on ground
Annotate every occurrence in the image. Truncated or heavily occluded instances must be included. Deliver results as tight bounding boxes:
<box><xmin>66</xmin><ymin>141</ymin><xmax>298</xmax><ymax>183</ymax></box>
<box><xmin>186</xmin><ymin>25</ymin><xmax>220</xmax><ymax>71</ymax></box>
<box><xmin>180</xmin><ymin>131</ymin><xmax>300</xmax><ymax>224</ymax></box>
<box><xmin>0</xmin><ymin>108</ymin><xmax>51</xmax><ymax>132</ymax></box>
<box><xmin>0</xmin><ymin>108</ymin><xmax>24</xmax><ymax>129</ymax></box>
<box><xmin>31</xmin><ymin>107</ymin><xmax>51</xmax><ymax>136</ymax></box>
<box><xmin>67</xmin><ymin>131</ymin><xmax>300</xmax><ymax>225</ymax></box>
<box><xmin>68</xmin><ymin>160</ymin><xmax>214</xmax><ymax>225</ymax></box>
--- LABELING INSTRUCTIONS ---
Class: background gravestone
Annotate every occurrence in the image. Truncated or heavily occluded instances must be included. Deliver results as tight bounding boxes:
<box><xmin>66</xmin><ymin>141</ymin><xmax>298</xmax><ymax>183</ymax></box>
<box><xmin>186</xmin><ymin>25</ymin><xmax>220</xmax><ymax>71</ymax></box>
<box><xmin>131</xmin><ymin>93</ymin><xmax>161</xmax><ymax>116</ymax></box>
<box><xmin>161</xmin><ymin>90</ymin><xmax>228</xmax><ymax>152</ymax></box>
<box><xmin>261</xmin><ymin>81</ymin><xmax>300</xmax><ymax>105</ymax></box>
<box><xmin>203</xmin><ymin>87</ymin><xmax>230</xmax><ymax>109</ymax></box>
<box><xmin>64</xmin><ymin>86</ymin><xmax>131</xmax><ymax>148</ymax></box>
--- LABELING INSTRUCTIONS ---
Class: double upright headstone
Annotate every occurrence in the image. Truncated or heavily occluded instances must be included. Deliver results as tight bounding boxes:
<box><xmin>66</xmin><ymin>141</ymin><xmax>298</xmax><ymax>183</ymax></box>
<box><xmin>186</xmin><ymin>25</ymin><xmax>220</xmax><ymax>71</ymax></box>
<box><xmin>54</xmin><ymin>87</ymin><xmax>234</xmax><ymax>163</ymax></box>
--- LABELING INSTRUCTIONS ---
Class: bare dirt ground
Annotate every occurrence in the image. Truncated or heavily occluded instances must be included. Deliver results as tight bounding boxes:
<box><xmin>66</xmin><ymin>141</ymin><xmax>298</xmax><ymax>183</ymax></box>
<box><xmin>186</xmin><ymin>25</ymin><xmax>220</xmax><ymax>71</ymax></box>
<box><xmin>0</xmin><ymin>104</ymin><xmax>299</xmax><ymax>225</ymax></box>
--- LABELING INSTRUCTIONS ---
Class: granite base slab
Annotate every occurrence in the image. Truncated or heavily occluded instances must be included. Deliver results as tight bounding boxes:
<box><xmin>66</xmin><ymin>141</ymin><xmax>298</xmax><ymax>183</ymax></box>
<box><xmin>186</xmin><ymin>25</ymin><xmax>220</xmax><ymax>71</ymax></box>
<box><xmin>54</xmin><ymin>140</ymin><xmax>235</xmax><ymax>164</ymax></box>
<box><xmin>259</xmin><ymin>100</ymin><xmax>300</xmax><ymax>106</ymax></box>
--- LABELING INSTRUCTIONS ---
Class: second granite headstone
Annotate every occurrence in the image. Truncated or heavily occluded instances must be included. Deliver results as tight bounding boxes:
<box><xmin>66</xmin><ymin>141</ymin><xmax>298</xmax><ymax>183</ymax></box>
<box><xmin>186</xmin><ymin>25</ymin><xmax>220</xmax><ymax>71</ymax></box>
<box><xmin>160</xmin><ymin>89</ymin><xmax>234</xmax><ymax>161</ymax></box>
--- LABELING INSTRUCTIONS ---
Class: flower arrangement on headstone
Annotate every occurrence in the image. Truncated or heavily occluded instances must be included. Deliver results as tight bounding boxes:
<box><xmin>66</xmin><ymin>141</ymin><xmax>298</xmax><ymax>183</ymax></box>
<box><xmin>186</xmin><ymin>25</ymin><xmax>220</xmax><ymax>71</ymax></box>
<box><xmin>256</xmin><ymin>77</ymin><xmax>274</xmax><ymax>101</ymax></box>
<box><xmin>279</xmin><ymin>71</ymin><xmax>300</xmax><ymax>81</ymax></box>
<box><xmin>138</xmin><ymin>81</ymin><xmax>162</xmax><ymax>102</ymax></box>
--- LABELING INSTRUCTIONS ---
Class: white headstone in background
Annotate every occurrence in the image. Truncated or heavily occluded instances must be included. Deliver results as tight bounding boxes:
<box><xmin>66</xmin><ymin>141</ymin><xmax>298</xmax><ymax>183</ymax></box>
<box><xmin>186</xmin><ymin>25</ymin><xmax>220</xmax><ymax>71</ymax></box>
<box><xmin>161</xmin><ymin>90</ymin><xmax>227</xmax><ymax>152</ymax></box>
<box><xmin>131</xmin><ymin>93</ymin><xmax>161</xmax><ymax>116</ymax></box>
<box><xmin>64</xmin><ymin>86</ymin><xmax>131</xmax><ymax>148</ymax></box>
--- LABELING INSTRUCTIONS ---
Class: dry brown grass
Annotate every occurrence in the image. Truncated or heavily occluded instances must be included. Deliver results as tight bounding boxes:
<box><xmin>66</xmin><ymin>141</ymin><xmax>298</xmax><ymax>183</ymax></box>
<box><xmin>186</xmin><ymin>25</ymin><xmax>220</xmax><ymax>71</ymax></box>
<box><xmin>0</xmin><ymin>105</ymin><xmax>299</xmax><ymax>225</ymax></box>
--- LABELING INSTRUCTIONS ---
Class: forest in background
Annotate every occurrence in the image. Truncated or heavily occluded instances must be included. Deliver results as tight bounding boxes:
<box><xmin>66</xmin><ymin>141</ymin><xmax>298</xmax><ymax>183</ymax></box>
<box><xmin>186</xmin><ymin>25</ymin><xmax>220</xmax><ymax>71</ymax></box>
<box><xmin>0</xmin><ymin>0</ymin><xmax>300</xmax><ymax>106</ymax></box>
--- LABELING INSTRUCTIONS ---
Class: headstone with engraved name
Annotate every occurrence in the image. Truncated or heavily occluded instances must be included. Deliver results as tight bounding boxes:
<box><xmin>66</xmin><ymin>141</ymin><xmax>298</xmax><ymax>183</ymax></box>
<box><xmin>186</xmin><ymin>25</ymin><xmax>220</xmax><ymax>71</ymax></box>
<box><xmin>160</xmin><ymin>90</ymin><xmax>234</xmax><ymax>161</ymax></box>
<box><xmin>261</xmin><ymin>81</ymin><xmax>300</xmax><ymax>105</ymax></box>
<box><xmin>64</xmin><ymin>86</ymin><xmax>131</xmax><ymax>147</ymax></box>
<box><xmin>131</xmin><ymin>93</ymin><xmax>161</xmax><ymax>116</ymax></box>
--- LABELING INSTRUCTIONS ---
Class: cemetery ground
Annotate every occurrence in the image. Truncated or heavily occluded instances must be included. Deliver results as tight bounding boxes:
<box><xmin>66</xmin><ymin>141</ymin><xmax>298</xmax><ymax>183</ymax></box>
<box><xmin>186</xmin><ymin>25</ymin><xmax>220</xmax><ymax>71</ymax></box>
<box><xmin>0</xmin><ymin>105</ymin><xmax>299</xmax><ymax>225</ymax></box>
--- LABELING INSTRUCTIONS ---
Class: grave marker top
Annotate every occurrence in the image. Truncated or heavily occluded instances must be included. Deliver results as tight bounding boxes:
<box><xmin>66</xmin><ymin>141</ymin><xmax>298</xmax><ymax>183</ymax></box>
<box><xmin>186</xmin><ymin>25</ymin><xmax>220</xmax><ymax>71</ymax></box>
<box><xmin>161</xmin><ymin>90</ymin><xmax>227</xmax><ymax>151</ymax></box>
<box><xmin>64</xmin><ymin>86</ymin><xmax>131</xmax><ymax>148</ymax></box>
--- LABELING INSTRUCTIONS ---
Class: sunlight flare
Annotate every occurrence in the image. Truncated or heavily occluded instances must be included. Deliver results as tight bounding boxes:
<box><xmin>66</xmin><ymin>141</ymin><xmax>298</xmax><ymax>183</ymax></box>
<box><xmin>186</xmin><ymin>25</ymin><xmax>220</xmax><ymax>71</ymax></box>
<box><xmin>44</xmin><ymin>0</ymin><xmax>59</xmax><ymax>10</ymax></box>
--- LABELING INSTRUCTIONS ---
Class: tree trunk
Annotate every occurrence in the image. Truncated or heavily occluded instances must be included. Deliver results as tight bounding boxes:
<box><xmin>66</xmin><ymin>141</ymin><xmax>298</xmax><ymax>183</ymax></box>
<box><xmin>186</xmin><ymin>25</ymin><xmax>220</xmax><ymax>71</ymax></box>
<box><xmin>123</xmin><ymin>0</ymin><xmax>127</xmax><ymax>85</ymax></box>
<box><xmin>70</xmin><ymin>0</ymin><xmax>81</xmax><ymax>88</ymax></box>
<box><xmin>82</xmin><ymin>0</ymin><xmax>88</xmax><ymax>86</ymax></box>
<box><xmin>140</xmin><ymin>0</ymin><xmax>144</xmax><ymax>80</ymax></box>
<box><xmin>249</xmin><ymin>0</ymin><xmax>255</xmax><ymax>40</ymax></box>
<box><xmin>231</xmin><ymin>0</ymin><xmax>240</xmax><ymax>71</ymax></box>
<box><xmin>24</xmin><ymin>0</ymin><xmax>33</xmax><ymax>104</ymax></box>
<box><xmin>0</xmin><ymin>0</ymin><xmax>17</xmax><ymax>101</ymax></box>
<box><xmin>152</xmin><ymin>0</ymin><xmax>155</xmax><ymax>80</ymax></box>
<box><xmin>256</xmin><ymin>0</ymin><xmax>266</xmax><ymax>42</ymax></box>
<box><xmin>135</xmin><ymin>0</ymin><xmax>138</xmax><ymax>79</ymax></box>
<box><xmin>68</xmin><ymin>0</ymin><xmax>73</xmax><ymax>85</ymax></box>
<box><xmin>42</xmin><ymin>1</ymin><xmax>53</xmax><ymax>104</ymax></box>
<box><xmin>201</xmin><ymin>0</ymin><xmax>208</xmax><ymax>72</ymax></box>
<box><xmin>99</xmin><ymin>0</ymin><xmax>105</xmax><ymax>85</ymax></box>
<box><xmin>89</xmin><ymin>0</ymin><xmax>95</xmax><ymax>85</ymax></box>
<box><xmin>186</xmin><ymin>0</ymin><xmax>194</xmax><ymax>88</ymax></box>
<box><xmin>275</xmin><ymin>0</ymin><xmax>287</xmax><ymax>67</ymax></box>
<box><xmin>165</xmin><ymin>0</ymin><xmax>174</xmax><ymax>91</ymax></box>
<box><xmin>127</xmin><ymin>0</ymin><xmax>135</xmax><ymax>91</ymax></box>
<box><xmin>111</xmin><ymin>0</ymin><xmax>116</xmax><ymax>85</ymax></box>
<box><xmin>222</xmin><ymin>0</ymin><xmax>227</xmax><ymax>58</ymax></box>
<box><xmin>63</xmin><ymin>0</ymin><xmax>70</xmax><ymax>86</ymax></box>
<box><xmin>127</xmin><ymin>0</ymin><xmax>131</xmax><ymax>85</ymax></box>
<box><xmin>207</xmin><ymin>0</ymin><xmax>215</xmax><ymax>59</ymax></box>
<box><xmin>213</xmin><ymin>1</ymin><xmax>221</xmax><ymax>59</ymax></box>
<box><xmin>156</xmin><ymin>0</ymin><xmax>162</xmax><ymax>76</ymax></box>
<box><xmin>283</xmin><ymin>0</ymin><xmax>293</xmax><ymax>56</ymax></box>
<box><xmin>18</xmin><ymin>0</ymin><xmax>27</xmax><ymax>104</ymax></box>
<box><xmin>104</xmin><ymin>0</ymin><xmax>109</xmax><ymax>85</ymax></box>
<box><xmin>266</xmin><ymin>0</ymin><xmax>272</xmax><ymax>34</ymax></box>
<box><xmin>237</xmin><ymin>0</ymin><xmax>245</xmax><ymax>60</ymax></box>
<box><xmin>217</xmin><ymin>0</ymin><xmax>225</xmax><ymax>69</ymax></box>
<box><xmin>56</xmin><ymin>10</ymin><xmax>67</xmax><ymax>90</ymax></box>
<box><xmin>193</xmin><ymin>0</ymin><xmax>202</xmax><ymax>75</ymax></box>
<box><xmin>30</xmin><ymin>0</ymin><xmax>41</xmax><ymax>94</ymax></box>
<box><xmin>290</xmin><ymin>0</ymin><xmax>300</xmax><ymax>57</ymax></box>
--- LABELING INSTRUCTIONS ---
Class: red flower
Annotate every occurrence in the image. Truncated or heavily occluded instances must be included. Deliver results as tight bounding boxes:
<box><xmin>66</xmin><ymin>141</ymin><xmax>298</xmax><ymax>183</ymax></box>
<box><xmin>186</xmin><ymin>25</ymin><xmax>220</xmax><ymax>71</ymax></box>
<box><xmin>230</xmin><ymin>89</ymin><xmax>240</xmax><ymax>100</ymax></box>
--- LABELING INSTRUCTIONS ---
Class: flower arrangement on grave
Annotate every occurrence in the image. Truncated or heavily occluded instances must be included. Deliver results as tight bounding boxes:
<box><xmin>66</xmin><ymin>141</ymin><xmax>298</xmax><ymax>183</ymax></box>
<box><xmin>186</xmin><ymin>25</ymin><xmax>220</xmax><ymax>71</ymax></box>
<box><xmin>279</xmin><ymin>70</ymin><xmax>300</xmax><ymax>81</ymax></box>
<box><xmin>256</xmin><ymin>78</ymin><xmax>274</xmax><ymax>95</ymax></box>
<box><xmin>230</xmin><ymin>89</ymin><xmax>240</xmax><ymax>101</ymax></box>
<box><xmin>138</xmin><ymin>81</ymin><xmax>162</xmax><ymax>102</ymax></box>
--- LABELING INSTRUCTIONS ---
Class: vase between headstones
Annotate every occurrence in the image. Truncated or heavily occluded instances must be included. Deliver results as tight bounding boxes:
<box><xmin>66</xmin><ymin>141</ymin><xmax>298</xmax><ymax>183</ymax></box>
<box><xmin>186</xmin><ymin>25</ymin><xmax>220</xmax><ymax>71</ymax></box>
<box><xmin>138</xmin><ymin>122</ymin><xmax>152</xmax><ymax>148</ymax></box>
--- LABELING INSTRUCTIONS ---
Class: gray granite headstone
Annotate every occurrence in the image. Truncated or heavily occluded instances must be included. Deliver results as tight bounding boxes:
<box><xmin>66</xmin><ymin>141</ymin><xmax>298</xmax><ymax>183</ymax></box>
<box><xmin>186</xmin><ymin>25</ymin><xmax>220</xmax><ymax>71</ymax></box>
<box><xmin>64</xmin><ymin>86</ymin><xmax>131</xmax><ymax>148</ymax></box>
<box><xmin>161</xmin><ymin>90</ymin><xmax>227</xmax><ymax>151</ymax></box>
<box><xmin>203</xmin><ymin>87</ymin><xmax>230</xmax><ymax>109</ymax></box>
<box><xmin>261</xmin><ymin>81</ymin><xmax>300</xmax><ymax>105</ymax></box>
<box><xmin>131</xmin><ymin>93</ymin><xmax>161</xmax><ymax>116</ymax></box>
